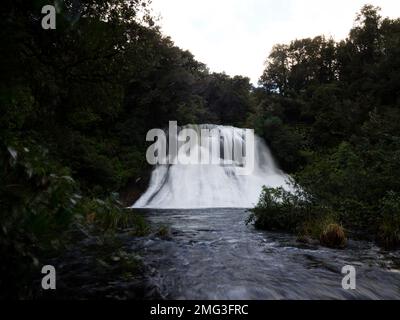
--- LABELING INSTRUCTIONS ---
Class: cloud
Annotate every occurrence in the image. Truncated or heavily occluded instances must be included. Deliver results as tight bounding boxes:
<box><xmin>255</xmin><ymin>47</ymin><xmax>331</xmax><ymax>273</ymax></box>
<box><xmin>151</xmin><ymin>0</ymin><xmax>400</xmax><ymax>84</ymax></box>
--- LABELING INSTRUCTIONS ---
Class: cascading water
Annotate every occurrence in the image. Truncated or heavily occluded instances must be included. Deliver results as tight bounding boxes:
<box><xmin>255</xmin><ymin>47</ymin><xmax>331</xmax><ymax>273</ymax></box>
<box><xmin>132</xmin><ymin>124</ymin><xmax>291</xmax><ymax>209</ymax></box>
<box><xmin>124</xmin><ymin>125</ymin><xmax>400</xmax><ymax>300</ymax></box>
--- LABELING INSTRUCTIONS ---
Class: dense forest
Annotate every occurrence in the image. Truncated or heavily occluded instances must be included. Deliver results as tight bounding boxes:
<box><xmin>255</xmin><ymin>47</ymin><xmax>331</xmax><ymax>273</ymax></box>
<box><xmin>1</xmin><ymin>0</ymin><xmax>399</xmax><ymax>298</ymax></box>
<box><xmin>0</xmin><ymin>0</ymin><xmax>255</xmax><ymax>298</ymax></box>
<box><xmin>249</xmin><ymin>5</ymin><xmax>400</xmax><ymax>250</ymax></box>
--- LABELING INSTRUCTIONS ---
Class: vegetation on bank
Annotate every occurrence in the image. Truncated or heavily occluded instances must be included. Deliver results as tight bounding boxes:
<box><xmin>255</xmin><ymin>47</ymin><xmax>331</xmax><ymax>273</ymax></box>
<box><xmin>1</xmin><ymin>0</ymin><xmax>257</xmax><ymax>298</ymax></box>
<box><xmin>249</xmin><ymin>184</ymin><xmax>400</xmax><ymax>249</ymax></box>
<box><xmin>0</xmin><ymin>137</ymin><xmax>150</xmax><ymax>298</ymax></box>
<box><xmin>247</xmin><ymin>7</ymin><xmax>400</xmax><ymax>249</ymax></box>
<box><xmin>247</xmin><ymin>186</ymin><xmax>347</xmax><ymax>249</ymax></box>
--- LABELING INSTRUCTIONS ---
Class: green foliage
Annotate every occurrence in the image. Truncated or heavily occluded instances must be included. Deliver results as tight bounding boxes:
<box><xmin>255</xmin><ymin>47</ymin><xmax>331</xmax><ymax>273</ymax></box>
<box><xmin>0</xmin><ymin>139</ymin><xmax>150</xmax><ymax>298</ymax></box>
<box><xmin>1</xmin><ymin>0</ymin><xmax>259</xmax><ymax>298</ymax></box>
<box><xmin>79</xmin><ymin>195</ymin><xmax>150</xmax><ymax>235</ymax></box>
<box><xmin>247</xmin><ymin>186</ymin><xmax>318</xmax><ymax>232</ymax></box>
<box><xmin>248</xmin><ymin>5</ymin><xmax>400</xmax><ymax>248</ymax></box>
<box><xmin>247</xmin><ymin>186</ymin><xmax>346</xmax><ymax>248</ymax></box>
<box><xmin>0</xmin><ymin>141</ymin><xmax>82</xmax><ymax>298</ymax></box>
<box><xmin>0</xmin><ymin>85</ymin><xmax>35</xmax><ymax>134</ymax></box>
<box><xmin>377</xmin><ymin>192</ymin><xmax>400</xmax><ymax>248</ymax></box>
<box><xmin>2</xmin><ymin>0</ymin><xmax>400</xmax><ymax>298</ymax></box>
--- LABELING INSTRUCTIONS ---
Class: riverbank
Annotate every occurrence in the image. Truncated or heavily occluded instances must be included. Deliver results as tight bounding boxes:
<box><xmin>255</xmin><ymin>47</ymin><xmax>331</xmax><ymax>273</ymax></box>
<box><xmin>39</xmin><ymin>228</ymin><xmax>161</xmax><ymax>300</ymax></box>
<box><xmin>27</xmin><ymin>208</ymin><xmax>400</xmax><ymax>299</ymax></box>
<box><xmin>248</xmin><ymin>186</ymin><xmax>400</xmax><ymax>250</ymax></box>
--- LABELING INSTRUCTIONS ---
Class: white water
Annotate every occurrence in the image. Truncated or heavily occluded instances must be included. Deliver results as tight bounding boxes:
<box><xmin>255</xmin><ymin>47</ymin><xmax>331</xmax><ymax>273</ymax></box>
<box><xmin>132</xmin><ymin>125</ymin><xmax>291</xmax><ymax>209</ymax></box>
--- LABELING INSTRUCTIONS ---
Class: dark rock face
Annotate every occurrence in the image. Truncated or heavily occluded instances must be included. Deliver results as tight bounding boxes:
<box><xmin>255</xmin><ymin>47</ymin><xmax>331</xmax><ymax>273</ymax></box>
<box><xmin>119</xmin><ymin>170</ymin><xmax>151</xmax><ymax>207</ymax></box>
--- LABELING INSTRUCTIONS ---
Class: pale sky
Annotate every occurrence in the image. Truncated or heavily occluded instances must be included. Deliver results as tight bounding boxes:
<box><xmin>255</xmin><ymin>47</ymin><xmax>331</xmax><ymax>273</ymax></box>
<box><xmin>151</xmin><ymin>0</ymin><xmax>400</xmax><ymax>84</ymax></box>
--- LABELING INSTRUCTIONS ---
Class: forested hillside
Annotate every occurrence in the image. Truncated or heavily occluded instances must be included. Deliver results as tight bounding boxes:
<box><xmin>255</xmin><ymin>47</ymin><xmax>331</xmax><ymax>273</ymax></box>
<box><xmin>249</xmin><ymin>5</ymin><xmax>400</xmax><ymax>249</ymax></box>
<box><xmin>0</xmin><ymin>0</ymin><xmax>254</xmax><ymax>298</ymax></box>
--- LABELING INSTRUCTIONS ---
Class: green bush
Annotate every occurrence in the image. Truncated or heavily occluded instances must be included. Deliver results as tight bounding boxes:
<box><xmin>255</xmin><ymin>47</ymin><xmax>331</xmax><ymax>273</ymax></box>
<box><xmin>247</xmin><ymin>185</ymin><xmax>347</xmax><ymax>248</ymax></box>
<box><xmin>248</xmin><ymin>185</ymin><xmax>320</xmax><ymax>231</ymax></box>
<box><xmin>377</xmin><ymin>192</ymin><xmax>400</xmax><ymax>248</ymax></box>
<box><xmin>0</xmin><ymin>141</ymin><xmax>149</xmax><ymax>298</ymax></box>
<box><xmin>0</xmin><ymin>141</ymin><xmax>82</xmax><ymax>298</ymax></box>
<box><xmin>79</xmin><ymin>194</ymin><xmax>150</xmax><ymax>235</ymax></box>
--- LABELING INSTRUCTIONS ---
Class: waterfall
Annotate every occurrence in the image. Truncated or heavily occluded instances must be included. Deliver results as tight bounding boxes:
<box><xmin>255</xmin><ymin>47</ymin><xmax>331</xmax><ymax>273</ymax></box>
<box><xmin>132</xmin><ymin>124</ymin><xmax>291</xmax><ymax>209</ymax></box>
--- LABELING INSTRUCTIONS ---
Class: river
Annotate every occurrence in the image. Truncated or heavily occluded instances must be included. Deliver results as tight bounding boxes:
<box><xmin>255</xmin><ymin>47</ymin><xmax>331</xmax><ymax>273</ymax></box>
<box><xmin>132</xmin><ymin>208</ymin><xmax>400</xmax><ymax>300</ymax></box>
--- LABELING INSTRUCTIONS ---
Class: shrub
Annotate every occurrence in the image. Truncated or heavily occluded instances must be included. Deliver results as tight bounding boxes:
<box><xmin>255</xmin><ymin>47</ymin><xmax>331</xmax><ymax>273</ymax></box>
<box><xmin>248</xmin><ymin>185</ymin><xmax>347</xmax><ymax>248</ymax></box>
<box><xmin>0</xmin><ymin>141</ymin><xmax>149</xmax><ymax>298</ymax></box>
<box><xmin>79</xmin><ymin>195</ymin><xmax>150</xmax><ymax>235</ymax></box>
<box><xmin>0</xmin><ymin>142</ymin><xmax>82</xmax><ymax>298</ymax></box>
<box><xmin>248</xmin><ymin>185</ymin><xmax>320</xmax><ymax>232</ymax></box>
<box><xmin>319</xmin><ymin>224</ymin><xmax>347</xmax><ymax>249</ymax></box>
<box><xmin>377</xmin><ymin>191</ymin><xmax>400</xmax><ymax>249</ymax></box>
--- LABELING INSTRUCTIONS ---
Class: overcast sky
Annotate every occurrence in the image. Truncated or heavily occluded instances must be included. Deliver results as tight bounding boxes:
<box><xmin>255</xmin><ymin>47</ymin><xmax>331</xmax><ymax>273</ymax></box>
<box><xmin>151</xmin><ymin>0</ymin><xmax>400</xmax><ymax>84</ymax></box>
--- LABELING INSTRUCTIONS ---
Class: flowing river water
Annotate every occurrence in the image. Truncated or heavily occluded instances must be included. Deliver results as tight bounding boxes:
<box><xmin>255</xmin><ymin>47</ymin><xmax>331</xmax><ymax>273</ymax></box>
<box><xmin>128</xmin><ymin>125</ymin><xmax>400</xmax><ymax>299</ymax></box>
<box><xmin>132</xmin><ymin>208</ymin><xmax>400</xmax><ymax>300</ymax></box>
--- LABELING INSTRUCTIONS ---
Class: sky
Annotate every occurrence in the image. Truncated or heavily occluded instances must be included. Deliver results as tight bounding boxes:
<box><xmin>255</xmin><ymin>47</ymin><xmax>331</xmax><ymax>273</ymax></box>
<box><xmin>151</xmin><ymin>0</ymin><xmax>400</xmax><ymax>84</ymax></box>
